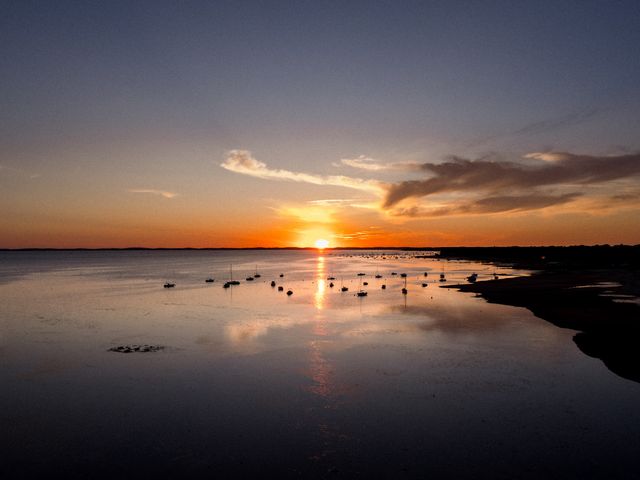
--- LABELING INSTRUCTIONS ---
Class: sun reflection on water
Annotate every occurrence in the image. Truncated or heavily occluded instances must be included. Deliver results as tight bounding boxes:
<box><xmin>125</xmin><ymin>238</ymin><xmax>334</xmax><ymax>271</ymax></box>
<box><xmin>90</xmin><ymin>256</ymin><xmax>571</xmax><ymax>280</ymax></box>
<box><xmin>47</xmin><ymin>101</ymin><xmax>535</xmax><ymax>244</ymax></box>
<box><xmin>314</xmin><ymin>255</ymin><xmax>326</xmax><ymax>310</ymax></box>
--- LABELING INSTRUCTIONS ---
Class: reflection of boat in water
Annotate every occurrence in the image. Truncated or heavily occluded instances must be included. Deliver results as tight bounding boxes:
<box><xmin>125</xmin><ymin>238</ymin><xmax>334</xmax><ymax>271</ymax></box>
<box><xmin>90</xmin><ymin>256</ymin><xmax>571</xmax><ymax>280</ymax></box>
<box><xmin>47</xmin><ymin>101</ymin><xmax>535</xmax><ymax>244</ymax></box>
<box><xmin>163</xmin><ymin>282</ymin><xmax>175</xmax><ymax>288</ymax></box>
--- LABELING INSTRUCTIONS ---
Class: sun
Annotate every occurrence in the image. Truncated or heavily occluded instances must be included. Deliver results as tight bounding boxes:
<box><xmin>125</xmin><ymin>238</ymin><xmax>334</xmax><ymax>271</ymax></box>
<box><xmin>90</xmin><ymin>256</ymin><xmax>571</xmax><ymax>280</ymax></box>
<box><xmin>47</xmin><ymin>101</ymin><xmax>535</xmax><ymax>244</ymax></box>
<box><xmin>314</xmin><ymin>239</ymin><xmax>330</xmax><ymax>249</ymax></box>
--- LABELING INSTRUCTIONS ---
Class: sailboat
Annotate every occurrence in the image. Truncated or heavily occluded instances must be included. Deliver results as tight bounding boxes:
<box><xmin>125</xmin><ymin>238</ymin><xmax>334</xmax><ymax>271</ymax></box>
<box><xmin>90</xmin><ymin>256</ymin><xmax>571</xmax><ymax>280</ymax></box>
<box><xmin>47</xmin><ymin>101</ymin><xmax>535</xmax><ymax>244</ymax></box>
<box><xmin>439</xmin><ymin>263</ymin><xmax>446</xmax><ymax>282</ymax></box>
<box><xmin>401</xmin><ymin>275</ymin><xmax>407</xmax><ymax>295</ymax></box>
<box><xmin>253</xmin><ymin>265</ymin><xmax>261</xmax><ymax>278</ymax></box>
<box><xmin>375</xmin><ymin>267</ymin><xmax>382</xmax><ymax>279</ymax></box>
<box><xmin>341</xmin><ymin>277</ymin><xmax>348</xmax><ymax>292</ymax></box>
<box><xmin>224</xmin><ymin>264</ymin><xmax>241</xmax><ymax>288</ymax></box>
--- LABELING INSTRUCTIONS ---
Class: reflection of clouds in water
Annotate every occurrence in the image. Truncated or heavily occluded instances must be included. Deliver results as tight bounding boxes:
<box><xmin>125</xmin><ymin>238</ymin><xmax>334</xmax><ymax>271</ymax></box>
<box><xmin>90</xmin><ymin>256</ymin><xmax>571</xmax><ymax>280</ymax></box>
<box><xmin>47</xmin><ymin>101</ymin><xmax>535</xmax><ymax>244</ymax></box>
<box><xmin>389</xmin><ymin>300</ymin><xmax>525</xmax><ymax>333</ymax></box>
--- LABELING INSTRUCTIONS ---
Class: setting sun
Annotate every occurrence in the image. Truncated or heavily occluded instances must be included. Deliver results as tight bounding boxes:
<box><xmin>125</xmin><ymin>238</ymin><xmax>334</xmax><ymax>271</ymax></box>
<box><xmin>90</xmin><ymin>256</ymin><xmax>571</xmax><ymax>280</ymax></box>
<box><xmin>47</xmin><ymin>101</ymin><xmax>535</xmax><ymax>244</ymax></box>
<box><xmin>314</xmin><ymin>239</ymin><xmax>330</xmax><ymax>249</ymax></box>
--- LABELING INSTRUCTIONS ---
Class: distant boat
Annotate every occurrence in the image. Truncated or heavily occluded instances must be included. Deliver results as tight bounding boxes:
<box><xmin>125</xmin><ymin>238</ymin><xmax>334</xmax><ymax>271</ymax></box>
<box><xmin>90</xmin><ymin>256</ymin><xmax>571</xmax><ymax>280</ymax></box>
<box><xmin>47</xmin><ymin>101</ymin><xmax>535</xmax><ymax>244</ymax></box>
<box><xmin>278</xmin><ymin>286</ymin><xmax>284</xmax><ymax>291</ymax></box>
<box><xmin>279</xmin><ymin>274</ymin><xmax>284</xmax><ymax>277</ymax></box>
<box><xmin>423</xmin><ymin>272</ymin><xmax>428</xmax><ymax>277</ymax></box>
<box><xmin>493</xmin><ymin>272</ymin><xmax>499</xmax><ymax>280</ymax></box>
<box><xmin>375</xmin><ymin>268</ymin><xmax>382</xmax><ymax>279</ymax></box>
<box><xmin>400</xmin><ymin>273</ymin><xmax>407</xmax><ymax>278</ymax></box>
<box><xmin>205</xmin><ymin>278</ymin><xmax>214</xmax><ymax>283</ymax></box>
<box><xmin>286</xmin><ymin>290</ymin><xmax>293</xmax><ymax>296</ymax></box>
<box><xmin>401</xmin><ymin>276</ymin><xmax>408</xmax><ymax>294</ymax></box>
<box><xmin>327</xmin><ymin>276</ymin><xmax>336</xmax><ymax>280</ymax></box>
<box><xmin>466</xmin><ymin>273</ymin><xmax>478</xmax><ymax>283</ymax></box>
<box><xmin>246</xmin><ymin>277</ymin><xmax>254</xmax><ymax>281</ymax></box>
<box><xmin>163</xmin><ymin>283</ymin><xmax>175</xmax><ymax>288</ymax></box>
<box><xmin>391</xmin><ymin>272</ymin><xmax>398</xmax><ymax>275</ymax></box>
<box><xmin>357</xmin><ymin>290</ymin><xmax>367</xmax><ymax>297</ymax></box>
<box><xmin>381</xmin><ymin>284</ymin><xmax>386</xmax><ymax>289</ymax></box>
<box><xmin>341</xmin><ymin>277</ymin><xmax>348</xmax><ymax>292</ymax></box>
<box><xmin>270</xmin><ymin>280</ymin><xmax>276</xmax><ymax>287</ymax></box>
<box><xmin>329</xmin><ymin>282</ymin><xmax>334</xmax><ymax>288</ymax></box>
<box><xmin>253</xmin><ymin>265</ymin><xmax>261</xmax><ymax>278</ymax></box>
<box><xmin>357</xmin><ymin>273</ymin><xmax>366</xmax><ymax>276</ymax></box>
<box><xmin>363</xmin><ymin>282</ymin><xmax>368</xmax><ymax>286</ymax></box>
<box><xmin>421</xmin><ymin>283</ymin><xmax>428</xmax><ymax>287</ymax></box>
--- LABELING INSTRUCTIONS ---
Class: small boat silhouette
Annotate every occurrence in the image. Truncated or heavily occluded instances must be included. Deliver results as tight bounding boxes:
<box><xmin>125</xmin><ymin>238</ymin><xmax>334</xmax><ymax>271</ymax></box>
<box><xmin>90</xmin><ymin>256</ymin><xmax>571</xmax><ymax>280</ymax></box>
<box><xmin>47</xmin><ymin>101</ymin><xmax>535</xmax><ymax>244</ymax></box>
<box><xmin>381</xmin><ymin>284</ymin><xmax>386</xmax><ymax>289</ymax></box>
<box><xmin>466</xmin><ymin>273</ymin><xmax>478</xmax><ymax>283</ymax></box>
<box><xmin>270</xmin><ymin>280</ymin><xmax>276</xmax><ymax>287</ymax></box>
<box><xmin>357</xmin><ymin>273</ymin><xmax>366</xmax><ymax>276</ymax></box>
<box><xmin>253</xmin><ymin>265</ymin><xmax>261</xmax><ymax>278</ymax></box>
<box><xmin>357</xmin><ymin>290</ymin><xmax>367</xmax><ymax>297</ymax></box>
<box><xmin>421</xmin><ymin>283</ymin><xmax>428</xmax><ymax>287</ymax></box>
<box><xmin>400</xmin><ymin>273</ymin><xmax>407</xmax><ymax>278</ymax></box>
<box><xmin>246</xmin><ymin>277</ymin><xmax>254</xmax><ymax>281</ymax></box>
<box><xmin>163</xmin><ymin>283</ymin><xmax>175</xmax><ymax>288</ymax></box>
<box><xmin>286</xmin><ymin>290</ymin><xmax>293</xmax><ymax>296</ymax></box>
<box><xmin>329</xmin><ymin>282</ymin><xmax>334</xmax><ymax>288</ymax></box>
<box><xmin>205</xmin><ymin>278</ymin><xmax>214</xmax><ymax>283</ymax></box>
<box><xmin>278</xmin><ymin>286</ymin><xmax>284</xmax><ymax>291</ymax></box>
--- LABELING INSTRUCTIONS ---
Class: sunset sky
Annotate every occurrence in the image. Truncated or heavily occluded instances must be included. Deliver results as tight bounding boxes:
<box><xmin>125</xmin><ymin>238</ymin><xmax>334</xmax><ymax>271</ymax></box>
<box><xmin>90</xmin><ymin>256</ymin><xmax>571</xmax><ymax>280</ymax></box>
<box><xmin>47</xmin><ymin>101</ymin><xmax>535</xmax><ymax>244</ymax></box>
<box><xmin>2</xmin><ymin>1</ymin><xmax>640</xmax><ymax>248</ymax></box>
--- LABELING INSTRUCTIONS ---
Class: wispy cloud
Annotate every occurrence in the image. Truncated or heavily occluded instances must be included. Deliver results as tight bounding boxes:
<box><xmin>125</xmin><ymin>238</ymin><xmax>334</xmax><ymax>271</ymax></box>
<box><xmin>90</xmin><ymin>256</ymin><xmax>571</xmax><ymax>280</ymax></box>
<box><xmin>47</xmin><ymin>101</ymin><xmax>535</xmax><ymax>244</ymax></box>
<box><xmin>337</xmin><ymin>155</ymin><xmax>422</xmax><ymax>172</ymax></box>
<box><xmin>128</xmin><ymin>189</ymin><xmax>179</xmax><ymax>199</ymax></box>
<box><xmin>222</xmin><ymin>150</ymin><xmax>383</xmax><ymax>194</ymax></box>
<box><xmin>468</xmin><ymin>107</ymin><xmax>604</xmax><ymax>147</ymax></box>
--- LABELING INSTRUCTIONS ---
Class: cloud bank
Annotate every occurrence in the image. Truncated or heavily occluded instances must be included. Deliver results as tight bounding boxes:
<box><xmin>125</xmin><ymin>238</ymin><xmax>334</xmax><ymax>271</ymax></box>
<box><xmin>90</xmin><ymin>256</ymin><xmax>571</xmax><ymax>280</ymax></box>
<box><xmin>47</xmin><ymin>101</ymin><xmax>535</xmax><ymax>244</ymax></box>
<box><xmin>383</xmin><ymin>152</ymin><xmax>640</xmax><ymax>208</ymax></box>
<box><xmin>220</xmin><ymin>149</ymin><xmax>640</xmax><ymax>219</ymax></box>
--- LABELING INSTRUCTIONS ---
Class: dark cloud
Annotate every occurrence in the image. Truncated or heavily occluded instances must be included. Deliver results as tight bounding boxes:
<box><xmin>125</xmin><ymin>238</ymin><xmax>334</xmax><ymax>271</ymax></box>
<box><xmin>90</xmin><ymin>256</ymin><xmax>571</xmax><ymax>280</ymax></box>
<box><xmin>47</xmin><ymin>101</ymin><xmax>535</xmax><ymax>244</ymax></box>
<box><xmin>391</xmin><ymin>193</ymin><xmax>581</xmax><ymax>217</ymax></box>
<box><xmin>384</xmin><ymin>152</ymin><xmax>640</xmax><ymax>208</ymax></box>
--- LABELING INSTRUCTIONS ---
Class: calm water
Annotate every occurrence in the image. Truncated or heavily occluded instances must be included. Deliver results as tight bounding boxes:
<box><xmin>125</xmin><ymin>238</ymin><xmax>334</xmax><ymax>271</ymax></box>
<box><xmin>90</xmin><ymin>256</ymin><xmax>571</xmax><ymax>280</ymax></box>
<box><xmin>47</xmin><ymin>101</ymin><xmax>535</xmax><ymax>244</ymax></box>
<box><xmin>1</xmin><ymin>250</ymin><xmax>639</xmax><ymax>479</ymax></box>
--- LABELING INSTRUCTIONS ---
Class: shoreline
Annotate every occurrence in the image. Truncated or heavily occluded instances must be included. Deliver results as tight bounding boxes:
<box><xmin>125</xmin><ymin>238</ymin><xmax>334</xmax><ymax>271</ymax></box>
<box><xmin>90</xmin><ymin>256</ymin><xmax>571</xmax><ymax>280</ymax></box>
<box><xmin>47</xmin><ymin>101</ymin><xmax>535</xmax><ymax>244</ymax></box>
<box><xmin>443</xmin><ymin>265</ymin><xmax>640</xmax><ymax>383</ymax></box>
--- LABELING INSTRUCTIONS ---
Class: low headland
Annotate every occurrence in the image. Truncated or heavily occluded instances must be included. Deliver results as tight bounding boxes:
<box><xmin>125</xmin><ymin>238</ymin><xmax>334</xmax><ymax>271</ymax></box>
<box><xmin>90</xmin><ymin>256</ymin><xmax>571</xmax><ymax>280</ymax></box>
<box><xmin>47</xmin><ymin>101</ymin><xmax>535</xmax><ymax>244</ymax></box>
<box><xmin>439</xmin><ymin>246</ymin><xmax>640</xmax><ymax>383</ymax></box>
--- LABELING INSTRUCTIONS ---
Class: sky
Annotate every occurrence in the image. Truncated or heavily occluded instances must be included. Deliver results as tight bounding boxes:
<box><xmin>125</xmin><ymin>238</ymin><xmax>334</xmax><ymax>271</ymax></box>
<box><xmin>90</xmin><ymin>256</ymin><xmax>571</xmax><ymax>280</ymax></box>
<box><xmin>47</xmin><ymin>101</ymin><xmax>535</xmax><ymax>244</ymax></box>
<box><xmin>1</xmin><ymin>0</ymin><xmax>640</xmax><ymax>248</ymax></box>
